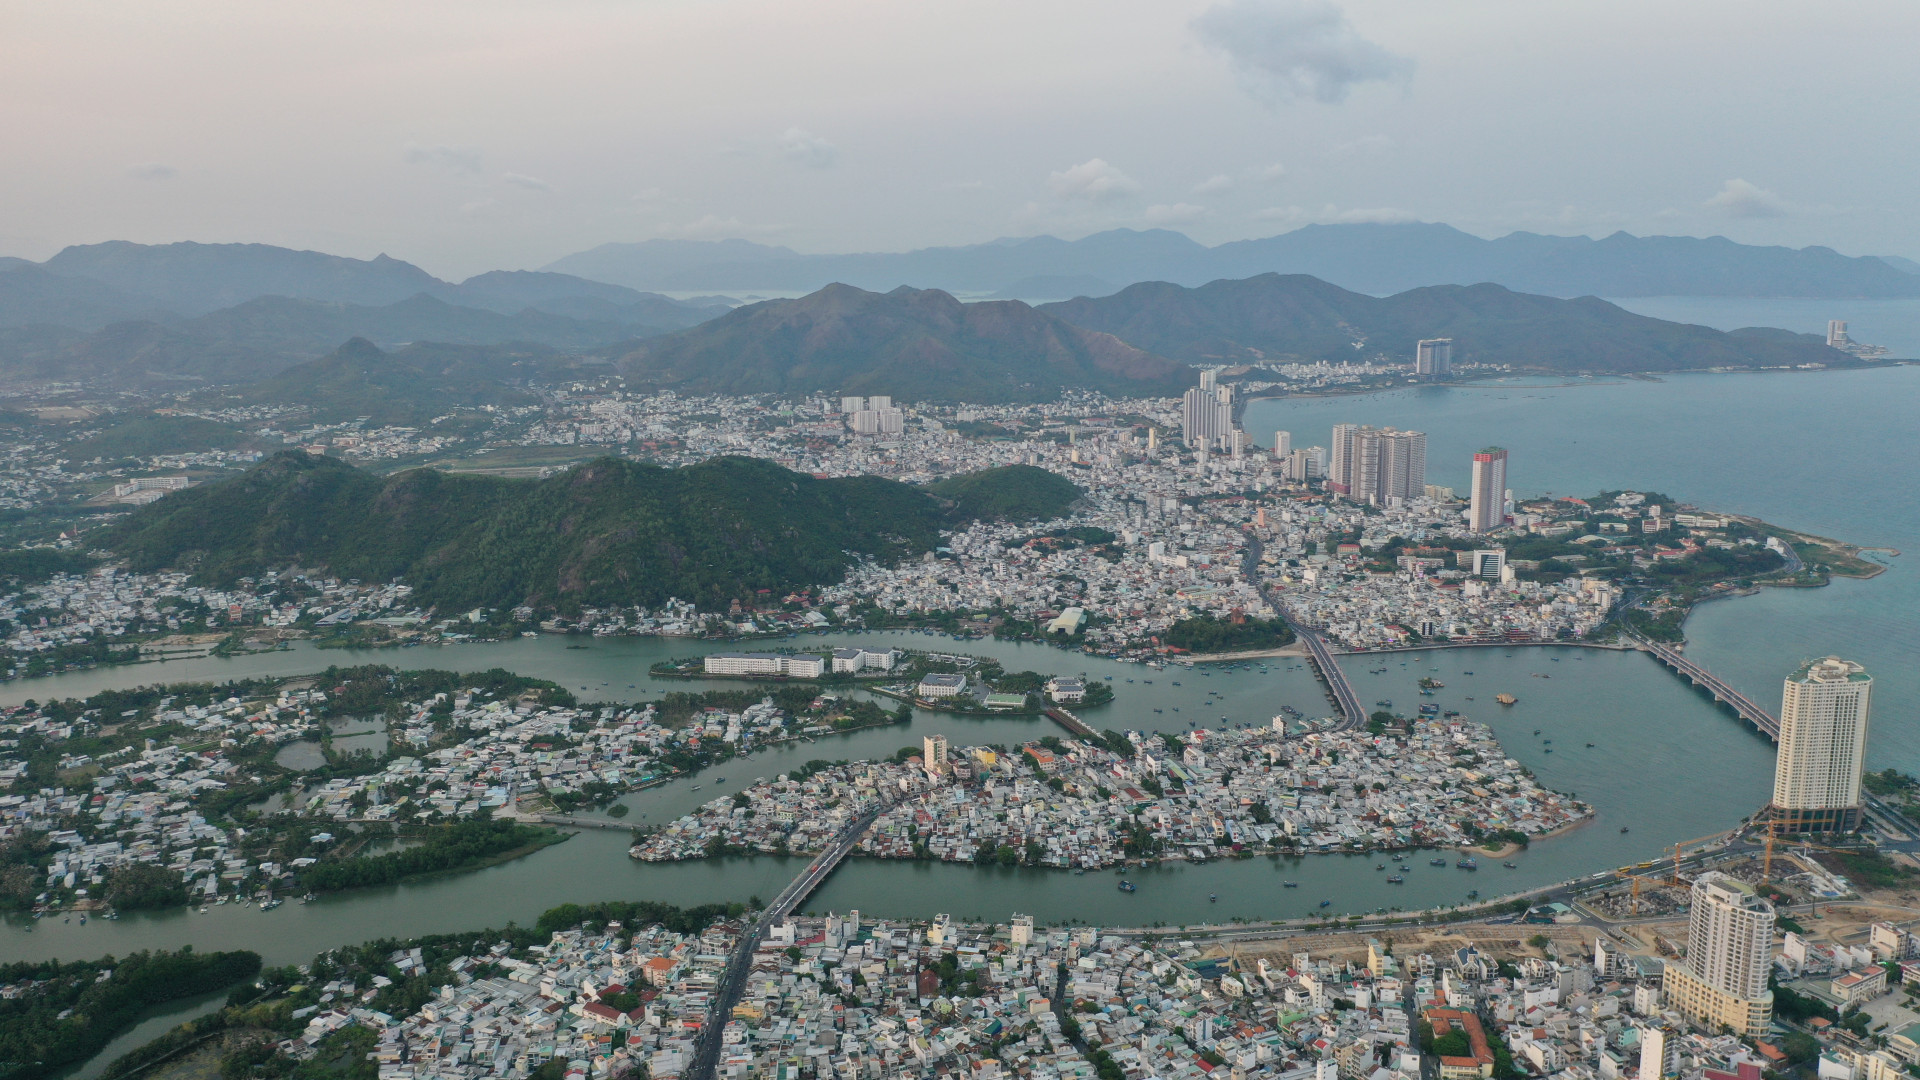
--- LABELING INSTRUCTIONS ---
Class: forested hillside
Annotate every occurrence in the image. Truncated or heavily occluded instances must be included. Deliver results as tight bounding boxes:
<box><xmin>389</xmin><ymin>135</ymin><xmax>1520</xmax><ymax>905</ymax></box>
<box><xmin>106</xmin><ymin>452</ymin><xmax>1057</xmax><ymax>611</ymax></box>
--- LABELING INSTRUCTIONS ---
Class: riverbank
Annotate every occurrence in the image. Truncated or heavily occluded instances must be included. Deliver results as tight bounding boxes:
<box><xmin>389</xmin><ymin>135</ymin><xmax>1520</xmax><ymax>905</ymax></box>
<box><xmin>1178</xmin><ymin>643</ymin><xmax>1310</xmax><ymax>661</ymax></box>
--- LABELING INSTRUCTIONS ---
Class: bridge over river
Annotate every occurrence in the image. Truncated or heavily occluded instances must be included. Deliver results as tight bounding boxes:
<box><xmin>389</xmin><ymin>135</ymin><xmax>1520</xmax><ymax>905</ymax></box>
<box><xmin>1639</xmin><ymin>639</ymin><xmax>1781</xmax><ymax>740</ymax></box>
<box><xmin>688</xmin><ymin>803</ymin><xmax>894</xmax><ymax>1079</ymax></box>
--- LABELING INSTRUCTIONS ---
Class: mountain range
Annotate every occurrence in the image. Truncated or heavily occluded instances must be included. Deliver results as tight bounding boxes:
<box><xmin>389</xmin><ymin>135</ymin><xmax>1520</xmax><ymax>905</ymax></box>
<box><xmin>0</xmin><ymin>225</ymin><xmax>1892</xmax><ymax>394</ymax></box>
<box><xmin>1038</xmin><ymin>274</ymin><xmax>1843</xmax><ymax>371</ymax></box>
<box><xmin>547</xmin><ymin>223</ymin><xmax>1920</xmax><ymax>300</ymax></box>
<box><xmin>0</xmin><ymin>245</ymin><xmax>730</xmax><ymax>389</ymax></box>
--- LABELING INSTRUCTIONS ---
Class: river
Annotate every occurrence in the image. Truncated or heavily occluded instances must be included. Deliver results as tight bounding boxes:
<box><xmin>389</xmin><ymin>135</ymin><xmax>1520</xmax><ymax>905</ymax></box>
<box><xmin>6</xmin><ymin>365</ymin><xmax>1914</xmax><ymax>964</ymax></box>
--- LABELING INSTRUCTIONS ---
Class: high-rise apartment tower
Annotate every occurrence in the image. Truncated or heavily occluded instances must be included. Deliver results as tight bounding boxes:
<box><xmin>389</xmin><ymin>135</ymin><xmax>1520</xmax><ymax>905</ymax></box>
<box><xmin>1469</xmin><ymin>448</ymin><xmax>1508</xmax><ymax>533</ymax></box>
<box><xmin>1771</xmin><ymin>657</ymin><xmax>1871</xmax><ymax>833</ymax></box>
<box><xmin>1415</xmin><ymin>338</ymin><xmax>1452</xmax><ymax>379</ymax></box>
<box><xmin>1663</xmin><ymin>872</ymin><xmax>1773</xmax><ymax>1037</ymax></box>
<box><xmin>1327</xmin><ymin>425</ymin><xmax>1426</xmax><ymax>506</ymax></box>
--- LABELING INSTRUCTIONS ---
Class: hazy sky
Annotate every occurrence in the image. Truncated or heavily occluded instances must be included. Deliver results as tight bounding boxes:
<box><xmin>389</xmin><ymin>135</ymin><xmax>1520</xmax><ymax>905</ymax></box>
<box><xmin>3</xmin><ymin>0</ymin><xmax>1915</xmax><ymax>278</ymax></box>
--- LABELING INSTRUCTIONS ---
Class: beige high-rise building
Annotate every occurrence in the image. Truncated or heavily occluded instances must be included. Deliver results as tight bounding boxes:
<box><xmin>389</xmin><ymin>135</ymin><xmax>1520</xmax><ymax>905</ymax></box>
<box><xmin>1327</xmin><ymin>424</ymin><xmax>1426</xmax><ymax>506</ymax></box>
<box><xmin>1663</xmin><ymin>872</ymin><xmax>1773</xmax><ymax>1037</ymax></box>
<box><xmin>1771</xmin><ymin>657</ymin><xmax>1872</xmax><ymax>833</ymax></box>
<box><xmin>1469</xmin><ymin>448</ymin><xmax>1508</xmax><ymax>533</ymax></box>
<box><xmin>922</xmin><ymin>733</ymin><xmax>950</xmax><ymax>776</ymax></box>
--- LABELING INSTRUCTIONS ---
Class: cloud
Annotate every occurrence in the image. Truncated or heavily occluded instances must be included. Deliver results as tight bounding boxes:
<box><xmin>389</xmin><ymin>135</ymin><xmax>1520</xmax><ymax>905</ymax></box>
<box><xmin>1048</xmin><ymin>158</ymin><xmax>1139</xmax><ymax>202</ymax></box>
<box><xmin>127</xmin><ymin>163</ymin><xmax>176</xmax><ymax>181</ymax></box>
<box><xmin>404</xmin><ymin>143</ymin><xmax>484</xmax><ymax>175</ymax></box>
<box><xmin>1331</xmin><ymin>206</ymin><xmax>1416</xmax><ymax>224</ymax></box>
<box><xmin>1145</xmin><ymin>202</ymin><xmax>1207</xmax><ymax>225</ymax></box>
<box><xmin>1252</xmin><ymin>203</ymin><xmax>1414</xmax><ymax>225</ymax></box>
<box><xmin>1328</xmin><ymin>134</ymin><xmax>1393</xmax><ymax>159</ymax></box>
<box><xmin>503</xmin><ymin>173</ymin><xmax>552</xmax><ymax>192</ymax></box>
<box><xmin>1255</xmin><ymin>163</ymin><xmax>1288</xmax><ymax>182</ymax></box>
<box><xmin>1254</xmin><ymin>205</ymin><xmax>1308</xmax><ymax>222</ymax></box>
<box><xmin>1194</xmin><ymin>174</ymin><xmax>1235</xmax><ymax>195</ymax></box>
<box><xmin>1191</xmin><ymin>0</ymin><xmax>1412</xmax><ymax>105</ymax></box>
<box><xmin>1704</xmin><ymin>178</ymin><xmax>1789</xmax><ymax>218</ymax></box>
<box><xmin>777</xmin><ymin>127</ymin><xmax>838</xmax><ymax>168</ymax></box>
<box><xmin>657</xmin><ymin>215</ymin><xmax>789</xmax><ymax>240</ymax></box>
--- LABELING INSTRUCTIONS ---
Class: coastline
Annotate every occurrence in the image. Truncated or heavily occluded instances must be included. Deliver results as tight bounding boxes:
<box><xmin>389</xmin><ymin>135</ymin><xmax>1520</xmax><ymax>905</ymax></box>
<box><xmin>1179</xmin><ymin>642</ymin><xmax>1311</xmax><ymax>662</ymax></box>
<box><xmin>1241</xmin><ymin>359</ymin><xmax>1919</xmax><ymax>405</ymax></box>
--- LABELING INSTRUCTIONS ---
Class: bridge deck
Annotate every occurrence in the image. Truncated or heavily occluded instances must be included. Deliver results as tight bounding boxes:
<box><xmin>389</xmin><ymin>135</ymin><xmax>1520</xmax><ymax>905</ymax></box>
<box><xmin>1643</xmin><ymin>641</ymin><xmax>1780</xmax><ymax>740</ymax></box>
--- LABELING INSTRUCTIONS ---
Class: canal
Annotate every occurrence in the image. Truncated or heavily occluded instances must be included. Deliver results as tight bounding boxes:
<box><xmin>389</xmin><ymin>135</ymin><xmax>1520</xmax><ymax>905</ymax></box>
<box><xmin>0</xmin><ymin>631</ymin><xmax>1774</xmax><ymax>965</ymax></box>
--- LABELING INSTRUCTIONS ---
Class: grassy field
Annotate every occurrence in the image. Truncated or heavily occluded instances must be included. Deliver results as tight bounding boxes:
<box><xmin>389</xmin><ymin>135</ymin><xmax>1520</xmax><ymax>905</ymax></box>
<box><xmin>1748</xmin><ymin>519</ymin><xmax>1892</xmax><ymax>578</ymax></box>
<box><xmin>423</xmin><ymin>444</ymin><xmax>610</xmax><ymax>476</ymax></box>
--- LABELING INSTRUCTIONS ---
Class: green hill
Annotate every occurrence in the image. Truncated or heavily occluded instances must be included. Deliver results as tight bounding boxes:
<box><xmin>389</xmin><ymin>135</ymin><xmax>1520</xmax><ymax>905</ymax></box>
<box><xmin>613</xmin><ymin>283</ymin><xmax>1192</xmax><ymax>403</ymax></box>
<box><xmin>226</xmin><ymin>337</ymin><xmax>552</xmax><ymax>423</ymax></box>
<box><xmin>925</xmin><ymin>465</ymin><xmax>1081</xmax><ymax>522</ymax></box>
<box><xmin>1041</xmin><ymin>274</ymin><xmax>1846</xmax><ymax>372</ymax></box>
<box><xmin>105</xmin><ymin>452</ymin><xmax>961</xmax><ymax>612</ymax></box>
<box><xmin>67</xmin><ymin>413</ymin><xmax>244</xmax><ymax>460</ymax></box>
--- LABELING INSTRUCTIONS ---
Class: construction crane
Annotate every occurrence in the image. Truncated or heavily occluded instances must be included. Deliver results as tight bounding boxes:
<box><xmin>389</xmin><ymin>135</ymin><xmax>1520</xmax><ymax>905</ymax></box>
<box><xmin>1665</xmin><ymin>830</ymin><xmax>1738</xmax><ymax>886</ymax></box>
<box><xmin>1612</xmin><ymin>867</ymin><xmax>1669</xmax><ymax>917</ymax></box>
<box><xmin>1761</xmin><ymin>835</ymin><xmax>1873</xmax><ymax>883</ymax></box>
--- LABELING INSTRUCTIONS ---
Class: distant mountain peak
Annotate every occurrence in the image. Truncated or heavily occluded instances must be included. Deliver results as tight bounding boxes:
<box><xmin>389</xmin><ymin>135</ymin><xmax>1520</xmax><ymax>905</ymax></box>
<box><xmin>613</xmin><ymin>281</ymin><xmax>1188</xmax><ymax>402</ymax></box>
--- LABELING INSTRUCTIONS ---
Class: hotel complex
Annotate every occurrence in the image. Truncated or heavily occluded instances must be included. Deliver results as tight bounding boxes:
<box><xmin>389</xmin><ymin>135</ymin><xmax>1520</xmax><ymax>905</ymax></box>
<box><xmin>1662</xmin><ymin>873</ymin><xmax>1776</xmax><ymax>1038</ymax></box>
<box><xmin>1771</xmin><ymin>657</ymin><xmax>1873</xmax><ymax>833</ymax></box>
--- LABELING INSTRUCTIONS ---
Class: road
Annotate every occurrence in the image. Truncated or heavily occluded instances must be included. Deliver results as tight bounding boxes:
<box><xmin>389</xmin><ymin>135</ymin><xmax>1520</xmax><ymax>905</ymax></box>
<box><xmin>1242</xmin><ymin>534</ymin><xmax>1365</xmax><ymax>729</ymax></box>
<box><xmin>686</xmin><ymin>801</ymin><xmax>894</xmax><ymax>1080</ymax></box>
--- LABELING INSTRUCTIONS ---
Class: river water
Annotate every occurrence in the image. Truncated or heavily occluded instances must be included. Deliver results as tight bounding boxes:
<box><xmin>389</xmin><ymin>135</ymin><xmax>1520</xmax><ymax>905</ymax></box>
<box><xmin>6</xmin><ymin>365</ymin><xmax>1914</xmax><ymax>965</ymax></box>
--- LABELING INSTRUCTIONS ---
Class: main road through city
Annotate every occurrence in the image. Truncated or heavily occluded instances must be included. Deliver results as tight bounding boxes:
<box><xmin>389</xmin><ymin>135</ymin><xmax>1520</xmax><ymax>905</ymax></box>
<box><xmin>688</xmin><ymin>802</ymin><xmax>895</xmax><ymax>1080</ymax></box>
<box><xmin>1242</xmin><ymin>534</ymin><xmax>1365</xmax><ymax>728</ymax></box>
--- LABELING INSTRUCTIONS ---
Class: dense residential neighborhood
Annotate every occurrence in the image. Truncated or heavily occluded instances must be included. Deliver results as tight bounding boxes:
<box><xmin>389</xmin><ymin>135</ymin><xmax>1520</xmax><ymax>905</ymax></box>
<box><xmin>632</xmin><ymin>722</ymin><xmax>1591</xmax><ymax>867</ymax></box>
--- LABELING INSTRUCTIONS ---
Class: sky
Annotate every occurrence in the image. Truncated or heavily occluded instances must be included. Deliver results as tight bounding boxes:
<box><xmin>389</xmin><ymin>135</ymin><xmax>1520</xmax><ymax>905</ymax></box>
<box><xmin>2</xmin><ymin>0</ymin><xmax>1915</xmax><ymax>279</ymax></box>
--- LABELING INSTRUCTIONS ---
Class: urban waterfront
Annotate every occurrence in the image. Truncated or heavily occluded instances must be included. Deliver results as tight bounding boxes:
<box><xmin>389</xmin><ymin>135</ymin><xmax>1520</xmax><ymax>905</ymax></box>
<box><xmin>5</xmin><ymin>367</ymin><xmax>1912</xmax><ymax>966</ymax></box>
<box><xmin>1245</xmin><ymin>363</ymin><xmax>1918</xmax><ymax>770</ymax></box>
<box><xmin>0</xmin><ymin>637</ymin><xmax>1773</xmax><ymax>965</ymax></box>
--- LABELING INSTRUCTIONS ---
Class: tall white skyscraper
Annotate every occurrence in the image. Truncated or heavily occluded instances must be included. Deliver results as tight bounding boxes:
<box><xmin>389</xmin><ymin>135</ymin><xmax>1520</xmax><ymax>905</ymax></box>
<box><xmin>1181</xmin><ymin>374</ymin><xmax>1235</xmax><ymax>449</ymax></box>
<box><xmin>1469</xmin><ymin>448</ymin><xmax>1508</xmax><ymax>533</ymax></box>
<box><xmin>1415</xmin><ymin>338</ymin><xmax>1452</xmax><ymax>379</ymax></box>
<box><xmin>1273</xmin><ymin>430</ymin><xmax>1291</xmax><ymax>457</ymax></box>
<box><xmin>1664</xmin><ymin>872</ymin><xmax>1773</xmax><ymax>1037</ymax></box>
<box><xmin>1377</xmin><ymin>429</ymin><xmax>1427</xmax><ymax>507</ymax></box>
<box><xmin>1827</xmin><ymin>321</ymin><xmax>1851</xmax><ymax>348</ymax></box>
<box><xmin>1771</xmin><ymin>657</ymin><xmax>1872</xmax><ymax>833</ymax></box>
<box><xmin>1327</xmin><ymin>425</ymin><xmax>1425</xmax><ymax>506</ymax></box>
<box><xmin>1328</xmin><ymin>423</ymin><xmax>1359</xmax><ymax>495</ymax></box>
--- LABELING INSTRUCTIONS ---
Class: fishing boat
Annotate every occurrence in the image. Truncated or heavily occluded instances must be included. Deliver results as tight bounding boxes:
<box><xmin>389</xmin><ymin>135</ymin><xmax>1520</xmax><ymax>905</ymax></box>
<box><xmin>1497</xmin><ymin>694</ymin><xmax>1517</xmax><ymax>706</ymax></box>
<box><xmin>1467</xmin><ymin>890</ymin><xmax>1479</xmax><ymax>899</ymax></box>
<box><xmin>1209</xmin><ymin>894</ymin><xmax>1218</xmax><ymax>902</ymax></box>
<box><xmin>1319</xmin><ymin>900</ymin><xmax>1332</xmax><ymax>908</ymax></box>
<box><xmin>1118</xmin><ymin>880</ymin><xmax>1137</xmax><ymax>893</ymax></box>
<box><xmin>1457</xmin><ymin>858</ymin><xmax>1478</xmax><ymax>871</ymax></box>
<box><xmin>1386</xmin><ymin>875</ymin><xmax>1404</xmax><ymax>884</ymax></box>
<box><xmin>1620</xmin><ymin>826</ymin><xmax>1629</xmax><ymax>834</ymax></box>
<box><xmin>1503</xmin><ymin>862</ymin><xmax>1518</xmax><ymax>869</ymax></box>
<box><xmin>1282</xmin><ymin>881</ymin><xmax>1298</xmax><ymax>888</ymax></box>
<box><xmin>1430</xmin><ymin>858</ymin><xmax>1448</xmax><ymax>866</ymax></box>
